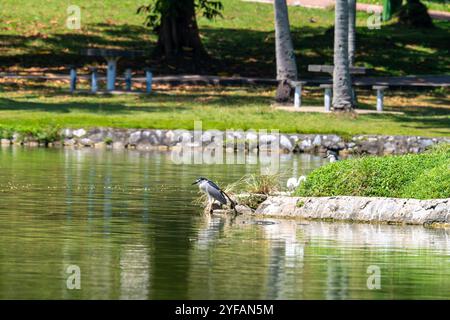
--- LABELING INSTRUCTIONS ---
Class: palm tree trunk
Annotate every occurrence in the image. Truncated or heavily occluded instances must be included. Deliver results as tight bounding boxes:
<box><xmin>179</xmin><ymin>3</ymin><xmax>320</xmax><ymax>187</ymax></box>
<box><xmin>274</xmin><ymin>0</ymin><xmax>298</xmax><ymax>103</ymax></box>
<box><xmin>333</xmin><ymin>0</ymin><xmax>354</xmax><ymax>111</ymax></box>
<box><xmin>348</xmin><ymin>0</ymin><xmax>356</xmax><ymax>67</ymax></box>
<box><xmin>348</xmin><ymin>0</ymin><xmax>357</xmax><ymax>105</ymax></box>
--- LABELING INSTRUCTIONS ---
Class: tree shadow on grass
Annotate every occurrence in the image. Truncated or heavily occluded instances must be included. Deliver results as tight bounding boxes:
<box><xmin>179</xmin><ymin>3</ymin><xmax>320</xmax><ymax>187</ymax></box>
<box><xmin>361</xmin><ymin>109</ymin><xmax>450</xmax><ymax>134</ymax></box>
<box><xmin>392</xmin><ymin>105</ymin><xmax>450</xmax><ymax>116</ymax></box>
<box><xmin>0</xmin><ymin>97</ymin><xmax>189</xmax><ymax>114</ymax></box>
<box><xmin>1</xmin><ymin>21</ymin><xmax>448</xmax><ymax>77</ymax></box>
<box><xmin>0</xmin><ymin>88</ymin><xmax>270</xmax><ymax>114</ymax></box>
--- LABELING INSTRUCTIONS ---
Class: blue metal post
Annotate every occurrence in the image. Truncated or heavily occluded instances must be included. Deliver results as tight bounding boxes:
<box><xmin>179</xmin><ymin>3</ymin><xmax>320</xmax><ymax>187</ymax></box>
<box><xmin>145</xmin><ymin>69</ymin><xmax>153</xmax><ymax>94</ymax></box>
<box><xmin>70</xmin><ymin>68</ymin><xmax>77</xmax><ymax>93</ymax></box>
<box><xmin>125</xmin><ymin>68</ymin><xmax>132</xmax><ymax>91</ymax></box>
<box><xmin>91</xmin><ymin>67</ymin><xmax>98</xmax><ymax>93</ymax></box>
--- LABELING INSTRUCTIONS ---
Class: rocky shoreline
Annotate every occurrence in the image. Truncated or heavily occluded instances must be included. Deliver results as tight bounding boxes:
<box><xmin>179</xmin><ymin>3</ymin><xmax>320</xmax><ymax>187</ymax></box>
<box><xmin>214</xmin><ymin>195</ymin><xmax>450</xmax><ymax>227</ymax></box>
<box><xmin>1</xmin><ymin>127</ymin><xmax>449</xmax><ymax>155</ymax></box>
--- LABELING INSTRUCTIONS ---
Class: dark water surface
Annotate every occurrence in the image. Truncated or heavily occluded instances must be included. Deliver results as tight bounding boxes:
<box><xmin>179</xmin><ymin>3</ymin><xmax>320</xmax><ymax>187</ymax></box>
<box><xmin>0</xmin><ymin>147</ymin><xmax>448</xmax><ymax>299</ymax></box>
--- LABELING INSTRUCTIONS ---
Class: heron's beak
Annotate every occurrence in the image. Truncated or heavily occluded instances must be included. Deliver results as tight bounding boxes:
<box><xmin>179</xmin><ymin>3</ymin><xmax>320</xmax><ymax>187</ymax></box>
<box><xmin>192</xmin><ymin>181</ymin><xmax>198</xmax><ymax>185</ymax></box>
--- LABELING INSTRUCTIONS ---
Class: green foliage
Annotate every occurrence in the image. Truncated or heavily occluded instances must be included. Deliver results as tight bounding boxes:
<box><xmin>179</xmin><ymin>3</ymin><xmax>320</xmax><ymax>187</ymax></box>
<box><xmin>295</xmin><ymin>144</ymin><xmax>450</xmax><ymax>199</ymax></box>
<box><xmin>35</xmin><ymin>127</ymin><xmax>61</xmax><ymax>145</ymax></box>
<box><xmin>137</xmin><ymin>0</ymin><xmax>223</xmax><ymax>29</ymax></box>
<box><xmin>401</xmin><ymin>162</ymin><xmax>450</xmax><ymax>199</ymax></box>
<box><xmin>296</xmin><ymin>199</ymin><xmax>305</xmax><ymax>207</ymax></box>
<box><xmin>0</xmin><ymin>125</ymin><xmax>61</xmax><ymax>145</ymax></box>
<box><xmin>104</xmin><ymin>137</ymin><xmax>114</xmax><ymax>145</ymax></box>
<box><xmin>0</xmin><ymin>126</ymin><xmax>15</xmax><ymax>140</ymax></box>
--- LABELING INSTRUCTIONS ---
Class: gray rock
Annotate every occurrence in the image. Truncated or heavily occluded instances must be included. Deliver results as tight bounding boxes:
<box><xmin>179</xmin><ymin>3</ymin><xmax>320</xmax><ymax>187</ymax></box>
<box><xmin>73</xmin><ymin>129</ymin><xmax>86</xmax><ymax>138</ymax></box>
<box><xmin>12</xmin><ymin>133</ymin><xmax>21</xmax><ymax>143</ymax></box>
<box><xmin>62</xmin><ymin>128</ymin><xmax>73</xmax><ymax>138</ymax></box>
<box><xmin>312</xmin><ymin>135</ymin><xmax>322</xmax><ymax>146</ymax></box>
<box><xmin>246</xmin><ymin>132</ymin><xmax>258</xmax><ymax>150</ymax></box>
<box><xmin>211</xmin><ymin>204</ymin><xmax>253</xmax><ymax>215</ymax></box>
<box><xmin>298</xmin><ymin>138</ymin><xmax>313</xmax><ymax>152</ymax></box>
<box><xmin>280</xmin><ymin>135</ymin><xmax>294</xmax><ymax>152</ymax></box>
<box><xmin>63</xmin><ymin>139</ymin><xmax>76</xmax><ymax>146</ymax></box>
<box><xmin>2</xmin><ymin>127</ymin><xmax>447</xmax><ymax>155</ymax></box>
<box><xmin>94</xmin><ymin>142</ymin><xmax>106</xmax><ymax>148</ymax></box>
<box><xmin>383</xmin><ymin>142</ymin><xmax>396</xmax><ymax>155</ymax></box>
<box><xmin>255</xmin><ymin>196</ymin><xmax>450</xmax><ymax>226</ymax></box>
<box><xmin>80</xmin><ymin>138</ymin><xmax>93</xmax><ymax>147</ymax></box>
<box><xmin>235</xmin><ymin>204</ymin><xmax>253</xmax><ymax>215</ymax></box>
<box><xmin>128</xmin><ymin>131</ymin><xmax>142</xmax><ymax>145</ymax></box>
<box><xmin>112</xmin><ymin>141</ymin><xmax>125</xmax><ymax>149</ymax></box>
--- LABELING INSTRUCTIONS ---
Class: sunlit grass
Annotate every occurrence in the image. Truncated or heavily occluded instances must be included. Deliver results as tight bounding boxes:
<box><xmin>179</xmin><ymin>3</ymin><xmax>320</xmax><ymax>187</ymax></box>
<box><xmin>0</xmin><ymin>83</ymin><xmax>448</xmax><ymax>137</ymax></box>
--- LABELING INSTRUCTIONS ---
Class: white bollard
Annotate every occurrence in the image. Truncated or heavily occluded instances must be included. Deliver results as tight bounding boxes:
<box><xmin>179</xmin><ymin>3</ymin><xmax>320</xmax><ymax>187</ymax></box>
<box><xmin>324</xmin><ymin>88</ymin><xmax>332</xmax><ymax>112</ymax></box>
<box><xmin>373</xmin><ymin>86</ymin><xmax>388</xmax><ymax>112</ymax></box>
<box><xmin>294</xmin><ymin>84</ymin><xmax>301</xmax><ymax>109</ymax></box>
<box><xmin>106</xmin><ymin>58</ymin><xmax>118</xmax><ymax>91</ymax></box>
<box><xmin>90</xmin><ymin>68</ymin><xmax>98</xmax><ymax>93</ymax></box>
<box><xmin>376</xmin><ymin>89</ymin><xmax>384</xmax><ymax>112</ymax></box>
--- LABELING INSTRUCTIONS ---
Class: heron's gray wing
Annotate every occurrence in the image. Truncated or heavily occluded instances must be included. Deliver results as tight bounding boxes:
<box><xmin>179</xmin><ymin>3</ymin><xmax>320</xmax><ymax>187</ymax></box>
<box><xmin>206</xmin><ymin>184</ymin><xmax>227</xmax><ymax>205</ymax></box>
<box><xmin>207</xmin><ymin>180</ymin><xmax>222</xmax><ymax>191</ymax></box>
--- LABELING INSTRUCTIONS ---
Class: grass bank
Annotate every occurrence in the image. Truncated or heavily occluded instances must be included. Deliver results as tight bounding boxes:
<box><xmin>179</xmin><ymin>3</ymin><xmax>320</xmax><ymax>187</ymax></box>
<box><xmin>295</xmin><ymin>144</ymin><xmax>450</xmax><ymax>199</ymax></box>
<box><xmin>0</xmin><ymin>84</ymin><xmax>448</xmax><ymax>139</ymax></box>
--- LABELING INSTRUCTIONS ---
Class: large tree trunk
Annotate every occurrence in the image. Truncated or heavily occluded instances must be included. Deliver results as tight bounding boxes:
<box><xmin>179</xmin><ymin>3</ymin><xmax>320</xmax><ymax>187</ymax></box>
<box><xmin>348</xmin><ymin>0</ymin><xmax>356</xmax><ymax>67</ymax></box>
<box><xmin>157</xmin><ymin>0</ymin><xmax>208</xmax><ymax>60</ymax></box>
<box><xmin>333</xmin><ymin>0</ymin><xmax>354</xmax><ymax>112</ymax></box>
<box><xmin>274</xmin><ymin>0</ymin><xmax>298</xmax><ymax>103</ymax></box>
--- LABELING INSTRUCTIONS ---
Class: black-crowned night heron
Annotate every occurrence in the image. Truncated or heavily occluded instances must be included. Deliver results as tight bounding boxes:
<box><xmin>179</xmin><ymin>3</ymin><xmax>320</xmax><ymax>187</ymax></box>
<box><xmin>324</xmin><ymin>150</ymin><xmax>340</xmax><ymax>163</ymax></box>
<box><xmin>192</xmin><ymin>177</ymin><xmax>236</xmax><ymax>214</ymax></box>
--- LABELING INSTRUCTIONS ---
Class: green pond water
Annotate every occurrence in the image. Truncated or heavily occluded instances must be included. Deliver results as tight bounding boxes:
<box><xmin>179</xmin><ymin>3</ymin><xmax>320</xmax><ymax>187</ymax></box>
<box><xmin>0</xmin><ymin>147</ymin><xmax>448</xmax><ymax>300</ymax></box>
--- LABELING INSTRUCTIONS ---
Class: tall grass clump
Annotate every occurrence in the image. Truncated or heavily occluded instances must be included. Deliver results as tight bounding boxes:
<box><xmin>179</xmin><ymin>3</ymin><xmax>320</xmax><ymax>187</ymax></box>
<box><xmin>227</xmin><ymin>173</ymin><xmax>281</xmax><ymax>195</ymax></box>
<box><xmin>295</xmin><ymin>144</ymin><xmax>450</xmax><ymax>199</ymax></box>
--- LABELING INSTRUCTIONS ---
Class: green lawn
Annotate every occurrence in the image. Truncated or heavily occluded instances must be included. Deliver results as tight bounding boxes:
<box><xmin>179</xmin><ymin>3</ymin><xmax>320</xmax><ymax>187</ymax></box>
<box><xmin>0</xmin><ymin>84</ymin><xmax>448</xmax><ymax>138</ymax></box>
<box><xmin>0</xmin><ymin>0</ymin><xmax>448</xmax><ymax>76</ymax></box>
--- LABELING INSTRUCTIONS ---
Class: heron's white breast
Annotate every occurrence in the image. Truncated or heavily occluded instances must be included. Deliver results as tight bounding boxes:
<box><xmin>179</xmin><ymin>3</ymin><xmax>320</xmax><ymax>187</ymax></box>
<box><xmin>198</xmin><ymin>181</ymin><xmax>209</xmax><ymax>193</ymax></box>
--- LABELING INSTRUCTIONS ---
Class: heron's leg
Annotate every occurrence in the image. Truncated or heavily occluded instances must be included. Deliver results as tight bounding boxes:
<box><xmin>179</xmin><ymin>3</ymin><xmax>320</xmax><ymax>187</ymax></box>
<box><xmin>208</xmin><ymin>196</ymin><xmax>213</xmax><ymax>214</ymax></box>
